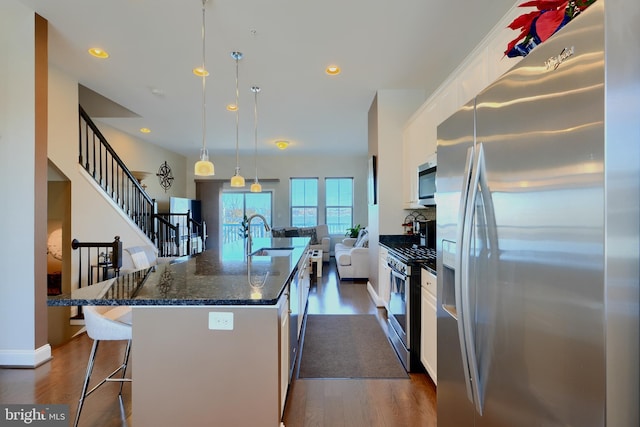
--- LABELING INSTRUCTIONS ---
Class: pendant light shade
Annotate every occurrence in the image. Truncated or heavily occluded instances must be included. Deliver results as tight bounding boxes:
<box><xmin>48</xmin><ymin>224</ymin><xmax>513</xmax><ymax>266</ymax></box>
<box><xmin>194</xmin><ymin>0</ymin><xmax>214</xmax><ymax>176</ymax></box>
<box><xmin>230</xmin><ymin>51</ymin><xmax>245</xmax><ymax>187</ymax></box>
<box><xmin>250</xmin><ymin>86</ymin><xmax>262</xmax><ymax>193</ymax></box>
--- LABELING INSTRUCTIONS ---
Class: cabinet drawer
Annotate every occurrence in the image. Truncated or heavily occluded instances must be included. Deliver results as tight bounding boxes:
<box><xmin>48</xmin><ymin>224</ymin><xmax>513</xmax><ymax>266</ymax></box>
<box><xmin>421</xmin><ymin>268</ymin><xmax>437</xmax><ymax>297</ymax></box>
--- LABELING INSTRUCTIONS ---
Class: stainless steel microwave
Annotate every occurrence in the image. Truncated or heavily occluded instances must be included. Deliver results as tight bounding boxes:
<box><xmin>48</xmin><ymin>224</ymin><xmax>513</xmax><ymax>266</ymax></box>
<box><xmin>418</xmin><ymin>160</ymin><xmax>436</xmax><ymax>206</ymax></box>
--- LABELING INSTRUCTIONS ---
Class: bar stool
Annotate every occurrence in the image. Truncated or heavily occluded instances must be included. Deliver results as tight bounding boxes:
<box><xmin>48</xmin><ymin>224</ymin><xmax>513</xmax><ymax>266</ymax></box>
<box><xmin>74</xmin><ymin>305</ymin><xmax>132</xmax><ymax>427</ymax></box>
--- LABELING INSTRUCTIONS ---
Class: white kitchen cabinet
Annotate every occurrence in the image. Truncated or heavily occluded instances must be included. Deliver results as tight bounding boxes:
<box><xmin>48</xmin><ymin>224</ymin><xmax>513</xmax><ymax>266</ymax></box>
<box><xmin>298</xmin><ymin>251</ymin><xmax>311</xmax><ymax>336</ymax></box>
<box><xmin>279</xmin><ymin>288</ymin><xmax>290</xmax><ymax>416</ymax></box>
<box><xmin>420</xmin><ymin>268</ymin><xmax>437</xmax><ymax>384</ymax></box>
<box><xmin>402</xmin><ymin>98</ymin><xmax>438</xmax><ymax>208</ymax></box>
<box><xmin>378</xmin><ymin>245</ymin><xmax>390</xmax><ymax>308</ymax></box>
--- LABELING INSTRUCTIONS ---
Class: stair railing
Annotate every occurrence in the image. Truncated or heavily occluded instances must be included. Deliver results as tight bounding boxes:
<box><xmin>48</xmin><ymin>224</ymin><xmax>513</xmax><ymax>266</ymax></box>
<box><xmin>155</xmin><ymin>210</ymin><xmax>206</xmax><ymax>256</ymax></box>
<box><xmin>79</xmin><ymin>106</ymin><xmax>155</xmax><ymax>241</ymax></box>
<box><xmin>71</xmin><ymin>236</ymin><xmax>123</xmax><ymax>318</ymax></box>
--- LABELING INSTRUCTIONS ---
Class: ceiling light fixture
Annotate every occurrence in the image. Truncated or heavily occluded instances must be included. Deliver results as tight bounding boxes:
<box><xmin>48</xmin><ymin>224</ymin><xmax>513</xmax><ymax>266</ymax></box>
<box><xmin>194</xmin><ymin>0</ymin><xmax>215</xmax><ymax>176</ymax></box>
<box><xmin>325</xmin><ymin>65</ymin><xmax>341</xmax><ymax>75</ymax></box>
<box><xmin>250</xmin><ymin>86</ymin><xmax>262</xmax><ymax>193</ymax></box>
<box><xmin>275</xmin><ymin>140</ymin><xmax>289</xmax><ymax>150</ymax></box>
<box><xmin>88</xmin><ymin>47</ymin><xmax>109</xmax><ymax>59</ymax></box>
<box><xmin>230</xmin><ymin>51</ymin><xmax>245</xmax><ymax>187</ymax></box>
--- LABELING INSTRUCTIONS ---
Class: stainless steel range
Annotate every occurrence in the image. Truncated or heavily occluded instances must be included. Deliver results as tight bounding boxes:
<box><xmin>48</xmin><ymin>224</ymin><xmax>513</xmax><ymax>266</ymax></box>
<box><xmin>386</xmin><ymin>245</ymin><xmax>436</xmax><ymax>372</ymax></box>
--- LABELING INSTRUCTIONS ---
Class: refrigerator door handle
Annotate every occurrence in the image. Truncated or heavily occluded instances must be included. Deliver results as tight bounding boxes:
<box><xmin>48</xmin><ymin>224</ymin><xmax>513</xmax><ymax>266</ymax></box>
<box><xmin>455</xmin><ymin>144</ymin><xmax>475</xmax><ymax>404</ymax></box>
<box><xmin>462</xmin><ymin>143</ymin><xmax>486</xmax><ymax>416</ymax></box>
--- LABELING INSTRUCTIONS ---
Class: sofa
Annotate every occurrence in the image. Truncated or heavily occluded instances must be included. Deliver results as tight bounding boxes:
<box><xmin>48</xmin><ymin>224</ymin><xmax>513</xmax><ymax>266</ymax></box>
<box><xmin>334</xmin><ymin>228</ymin><xmax>369</xmax><ymax>279</ymax></box>
<box><xmin>271</xmin><ymin>224</ymin><xmax>330</xmax><ymax>262</ymax></box>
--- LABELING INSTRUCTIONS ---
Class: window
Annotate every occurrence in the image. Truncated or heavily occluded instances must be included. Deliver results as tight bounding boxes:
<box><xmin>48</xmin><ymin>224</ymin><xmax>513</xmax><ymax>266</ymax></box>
<box><xmin>222</xmin><ymin>191</ymin><xmax>272</xmax><ymax>244</ymax></box>
<box><xmin>325</xmin><ymin>178</ymin><xmax>353</xmax><ymax>234</ymax></box>
<box><xmin>290</xmin><ymin>178</ymin><xmax>318</xmax><ymax>227</ymax></box>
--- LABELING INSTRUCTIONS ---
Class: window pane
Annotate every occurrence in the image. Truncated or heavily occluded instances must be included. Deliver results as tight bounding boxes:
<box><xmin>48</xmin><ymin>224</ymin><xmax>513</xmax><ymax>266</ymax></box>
<box><xmin>291</xmin><ymin>208</ymin><xmax>317</xmax><ymax>227</ymax></box>
<box><xmin>325</xmin><ymin>178</ymin><xmax>353</xmax><ymax>234</ymax></box>
<box><xmin>326</xmin><ymin>207</ymin><xmax>352</xmax><ymax>234</ymax></box>
<box><xmin>246</xmin><ymin>193</ymin><xmax>272</xmax><ymax>224</ymax></box>
<box><xmin>222</xmin><ymin>193</ymin><xmax>244</xmax><ymax>224</ymax></box>
<box><xmin>221</xmin><ymin>192</ymin><xmax>272</xmax><ymax>245</ymax></box>
<box><xmin>291</xmin><ymin>178</ymin><xmax>318</xmax><ymax>226</ymax></box>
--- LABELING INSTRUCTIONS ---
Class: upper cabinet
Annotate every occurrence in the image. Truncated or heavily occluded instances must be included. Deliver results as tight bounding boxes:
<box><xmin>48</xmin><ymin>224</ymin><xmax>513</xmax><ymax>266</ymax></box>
<box><xmin>402</xmin><ymin>102</ymin><xmax>436</xmax><ymax>208</ymax></box>
<box><xmin>402</xmin><ymin>2</ymin><xmax>524</xmax><ymax>208</ymax></box>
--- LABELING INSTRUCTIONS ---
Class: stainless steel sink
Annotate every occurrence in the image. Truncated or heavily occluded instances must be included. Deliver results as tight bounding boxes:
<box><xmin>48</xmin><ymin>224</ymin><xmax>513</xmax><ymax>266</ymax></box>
<box><xmin>249</xmin><ymin>247</ymin><xmax>294</xmax><ymax>257</ymax></box>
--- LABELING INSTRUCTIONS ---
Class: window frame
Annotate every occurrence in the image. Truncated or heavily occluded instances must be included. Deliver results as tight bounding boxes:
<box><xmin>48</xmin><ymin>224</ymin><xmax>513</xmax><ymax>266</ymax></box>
<box><xmin>289</xmin><ymin>177</ymin><xmax>319</xmax><ymax>227</ymax></box>
<box><xmin>324</xmin><ymin>177</ymin><xmax>354</xmax><ymax>234</ymax></box>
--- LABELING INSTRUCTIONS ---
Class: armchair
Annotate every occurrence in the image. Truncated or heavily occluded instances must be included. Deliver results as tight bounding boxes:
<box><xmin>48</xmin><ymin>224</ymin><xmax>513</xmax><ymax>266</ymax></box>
<box><xmin>334</xmin><ymin>229</ymin><xmax>369</xmax><ymax>280</ymax></box>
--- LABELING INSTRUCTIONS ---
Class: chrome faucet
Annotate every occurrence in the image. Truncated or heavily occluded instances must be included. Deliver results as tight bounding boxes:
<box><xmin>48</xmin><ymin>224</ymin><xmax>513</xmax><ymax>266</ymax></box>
<box><xmin>246</xmin><ymin>214</ymin><xmax>271</xmax><ymax>256</ymax></box>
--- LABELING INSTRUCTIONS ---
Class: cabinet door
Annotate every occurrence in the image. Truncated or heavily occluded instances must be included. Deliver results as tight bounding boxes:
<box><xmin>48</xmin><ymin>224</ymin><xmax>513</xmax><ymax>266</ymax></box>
<box><xmin>421</xmin><ymin>285</ymin><xmax>437</xmax><ymax>384</ymax></box>
<box><xmin>378</xmin><ymin>247</ymin><xmax>390</xmax><ymax>307</ymax></box>
<box><xmin>298</xmin><ymin>253</ymin><xmax>310</xmax><ymax>336</ymax></box>
<box><xmin>278</xmin><ymin>290</ymin><xmax>290</xmax><ymax>415</ymax></box>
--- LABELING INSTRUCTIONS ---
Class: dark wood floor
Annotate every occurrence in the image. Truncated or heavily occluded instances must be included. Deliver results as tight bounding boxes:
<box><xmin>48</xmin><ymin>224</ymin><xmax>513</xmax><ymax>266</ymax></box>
<box><xmin>0</xmin><ymin>259</ymin><xmax>436</xmax><ymax>426</ymax></box>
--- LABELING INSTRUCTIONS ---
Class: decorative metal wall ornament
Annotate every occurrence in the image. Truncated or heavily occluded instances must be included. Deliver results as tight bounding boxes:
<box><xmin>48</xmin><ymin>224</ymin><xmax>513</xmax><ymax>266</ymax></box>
<box><xmin>156</xmin><ymin>161</ymin><xmax>174</xmax><ymax>192</ymax></box>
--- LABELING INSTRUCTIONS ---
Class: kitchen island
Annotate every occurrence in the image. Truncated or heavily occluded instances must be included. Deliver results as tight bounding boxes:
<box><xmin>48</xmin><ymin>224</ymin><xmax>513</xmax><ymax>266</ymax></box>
<box><xmin>49</xmin><ymin>237</ymin><xmax>310</xmax><ymax>427</ymax></box>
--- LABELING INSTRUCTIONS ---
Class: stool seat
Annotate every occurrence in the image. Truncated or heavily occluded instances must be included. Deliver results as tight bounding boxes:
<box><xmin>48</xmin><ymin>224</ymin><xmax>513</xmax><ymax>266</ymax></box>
<box><xmin>74</xmin><ymin>305</ymin><xmax>132</xmax><ymax>427</ymax></box>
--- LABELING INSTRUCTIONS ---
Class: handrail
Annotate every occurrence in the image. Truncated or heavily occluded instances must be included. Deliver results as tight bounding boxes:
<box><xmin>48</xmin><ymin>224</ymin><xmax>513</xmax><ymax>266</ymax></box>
<box><xmin>78</xmin><ymin>105</ymin><xmax>207</xmax><ymax>258</ymax></box>
<box><xmin>79</xmin><ymin>106</ymin><xmax>155</xmax><ymax>241</ymax></box>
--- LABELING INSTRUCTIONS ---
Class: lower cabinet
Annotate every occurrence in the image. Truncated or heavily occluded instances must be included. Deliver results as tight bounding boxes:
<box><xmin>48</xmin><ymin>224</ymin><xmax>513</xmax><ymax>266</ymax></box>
<box><xmin>378</xmin><ymin>246</ymin><xmax>390</xmax><ymax>308</ymax></box>
<box><xmin>279</xmin><ymin>288</ymin><xmax>290</xmax><ymax>417</ymax></box>
<box><xmin>420</xmin><ymin>268</ymin><xmax>437</xmax><ymax>384</ymax></box>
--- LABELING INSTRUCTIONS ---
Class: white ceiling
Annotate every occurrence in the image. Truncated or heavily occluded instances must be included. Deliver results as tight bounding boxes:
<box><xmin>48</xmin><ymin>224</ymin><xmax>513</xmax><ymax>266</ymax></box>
<box><xmin>20</xmin><ymin>0</ymin><xmax>516</xmax><ymax>158</ymax></box>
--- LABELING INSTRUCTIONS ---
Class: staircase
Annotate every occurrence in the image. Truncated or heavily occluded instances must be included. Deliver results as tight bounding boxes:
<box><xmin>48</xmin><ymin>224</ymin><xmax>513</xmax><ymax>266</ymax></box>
<box><xmin>78</xmin><ymin>106</ymin><xmax>205</xmax><ymax>256</ymax></box>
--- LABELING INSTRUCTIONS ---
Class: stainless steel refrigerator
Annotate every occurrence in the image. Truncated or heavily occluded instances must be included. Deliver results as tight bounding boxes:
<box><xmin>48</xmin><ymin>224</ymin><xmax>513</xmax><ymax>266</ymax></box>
<box><xmin>436</xmin><ymin>1</ymin><xmax>639</xmax><ymax>426</ymax></box>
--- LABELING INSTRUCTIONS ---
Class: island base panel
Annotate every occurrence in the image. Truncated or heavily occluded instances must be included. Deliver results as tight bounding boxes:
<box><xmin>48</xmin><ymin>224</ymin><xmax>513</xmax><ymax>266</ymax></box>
<box><xmin>131</xmin><ymin>306</ymin><xmax>282</xmax><ymax>427</ymax></box>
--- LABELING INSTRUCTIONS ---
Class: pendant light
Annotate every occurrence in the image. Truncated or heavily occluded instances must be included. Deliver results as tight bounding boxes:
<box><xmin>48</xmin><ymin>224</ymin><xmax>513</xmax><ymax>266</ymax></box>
<box><xmin>250</xmin><ymin>86</ymin><xmax>262</xmax><ymax>193</ymax></box>
<box><xmin>194</xmin><ymin>0</ymin><xmax>215</xmax><ymax>176</ymax></box>
<box><xmin>230</xmin><ymin>51</ymin><xmax>245</xmax><ymax>187</ymax></box>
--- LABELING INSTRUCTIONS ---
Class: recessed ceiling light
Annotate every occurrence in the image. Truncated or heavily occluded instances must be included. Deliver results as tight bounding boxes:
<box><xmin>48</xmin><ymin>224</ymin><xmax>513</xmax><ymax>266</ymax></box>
<box><xmin>275</xmin><ymin>140</ymin><xmax>289</xmax><ymax>150</ymax></box>
<box><xmin>193</xmin><ymin>66</ymin><xmax>209</xmax><ymax>77</ymax></box>
<box><xmin>88</xmin><ymin>48</ymin><xmax>109</xmax><ymax>59</ymax></box>
<box><xmin>140</xmin><ymin>128</ymin><xmax>151</xmax><ymax>134</ymax></box>
<box><xmin>325</xmin><ymin>65</ymin><xmax>341</xmax><ymax>75</ymax></box>
<box><xmin>226</xmin><ymin>104</ymin><xmax>238</xmax><ymax>112</ymax></box>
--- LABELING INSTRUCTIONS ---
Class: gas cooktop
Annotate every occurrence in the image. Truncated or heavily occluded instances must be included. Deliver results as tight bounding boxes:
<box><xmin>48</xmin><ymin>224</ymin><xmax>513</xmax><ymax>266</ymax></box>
<box><xmin>387</xmin><ymin>245</ymin><xmax>436</xmax><ymax>270</ymax></box>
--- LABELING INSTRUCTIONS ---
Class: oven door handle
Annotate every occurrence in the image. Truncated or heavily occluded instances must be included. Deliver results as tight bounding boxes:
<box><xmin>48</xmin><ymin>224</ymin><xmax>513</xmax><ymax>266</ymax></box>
<box><xmin>389</xmin><ymin>268</ymin><xmax>406</xmax><ymax>293</ymax></box>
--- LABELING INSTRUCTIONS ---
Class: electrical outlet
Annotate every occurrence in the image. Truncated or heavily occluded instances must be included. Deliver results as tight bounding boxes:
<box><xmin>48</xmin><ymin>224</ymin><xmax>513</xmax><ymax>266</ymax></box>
<box><xmin>208</xmin><ymin>312</ymin><xmax>234</xmax><ymax>330</ymax></box>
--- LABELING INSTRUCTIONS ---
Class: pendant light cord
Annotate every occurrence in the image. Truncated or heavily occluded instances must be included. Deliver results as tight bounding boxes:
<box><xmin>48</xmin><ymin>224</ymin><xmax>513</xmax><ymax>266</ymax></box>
<box><xmin>234</xmin><ymin>55</ymin><xmax>240</xmax><ymax>170</ymax></box>
<box><xmin>254</xmin><ymin>88</ymin><xmax>258</xmax><ymax>179</ymax></box>
<box><xmin>201</xmin><ymin>0</ymin><xmax>207</xmax><ymax>154</ymax></box>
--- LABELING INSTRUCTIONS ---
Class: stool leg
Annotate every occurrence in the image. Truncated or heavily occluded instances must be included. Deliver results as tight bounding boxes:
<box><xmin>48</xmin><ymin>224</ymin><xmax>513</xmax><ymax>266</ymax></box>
<box><xmin>119</xmin><ymin>339</ymin><xmax>132</xmax><ymax>396</ymax></box>
<box><xmin>74</xmin><ymin>339</ymin><xmax>100</xmax><ymax>427</ymax></box>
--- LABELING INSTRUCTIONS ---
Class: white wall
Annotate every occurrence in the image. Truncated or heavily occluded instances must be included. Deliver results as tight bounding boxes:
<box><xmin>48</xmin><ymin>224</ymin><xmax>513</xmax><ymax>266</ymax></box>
<box><xmin>0</xmin><ymin>1</ymin><xmax>48</xmax><ymax>366</ymax></box>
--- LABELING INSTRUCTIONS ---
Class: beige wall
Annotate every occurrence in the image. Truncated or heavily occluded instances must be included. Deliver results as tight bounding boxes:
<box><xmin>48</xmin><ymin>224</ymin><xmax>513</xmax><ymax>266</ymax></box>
<box><xmin>189</xmin><ymin>153</ymin><xmax>369</xmax><ymax>234</ymax></box>
<box><xmin>0</xmin><ymin>1</ymin><xmax>50</xmax><ymax>367</ymax></box>
<box><xmin>96</xmin><ymin>121</ymin><xmax>188</xmax><ymax>211</ymax></box>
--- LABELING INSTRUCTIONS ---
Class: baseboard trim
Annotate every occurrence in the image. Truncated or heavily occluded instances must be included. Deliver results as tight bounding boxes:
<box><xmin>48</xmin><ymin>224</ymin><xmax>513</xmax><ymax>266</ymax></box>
<box><xmin>0</xmin><ymin>344</ymin><xmax>52</xmax><ymax>368</ymax></box>
<box><xmin>367</xmin><ymin>281</ymin><xmax>384</xmax><ymax>307</ymax></box>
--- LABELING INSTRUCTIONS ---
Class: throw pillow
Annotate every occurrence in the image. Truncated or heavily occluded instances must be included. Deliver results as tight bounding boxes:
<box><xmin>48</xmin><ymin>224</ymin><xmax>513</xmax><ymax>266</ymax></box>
<box><xmin>355</xmin><ymin>234</ymin><xmax>369</xmax><ymax>248</ymax></box>
<box><xmin>297</xmin><ymin>227</ymin><xmax>318</xmax><ymax>245</ymax></box>
<box><xmin>354</xmin><ymin>228</ymin><xmax>368</xmax><ymax>247</ymax></box>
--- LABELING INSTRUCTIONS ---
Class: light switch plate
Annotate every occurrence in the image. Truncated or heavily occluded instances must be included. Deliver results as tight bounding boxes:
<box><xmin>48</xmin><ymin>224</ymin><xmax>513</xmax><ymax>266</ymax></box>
<box><xmin>208</xmin><ymin>312</ymin><xmax>234</xmax><ymax>330</ymax></box>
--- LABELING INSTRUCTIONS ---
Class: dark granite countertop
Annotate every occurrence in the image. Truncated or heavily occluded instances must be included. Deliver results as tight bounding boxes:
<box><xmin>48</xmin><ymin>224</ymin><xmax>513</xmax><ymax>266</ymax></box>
<box><xmin>48</xmin><ymin>237</ymin><xmax>309</xmax><ymax>307</ymax></box>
